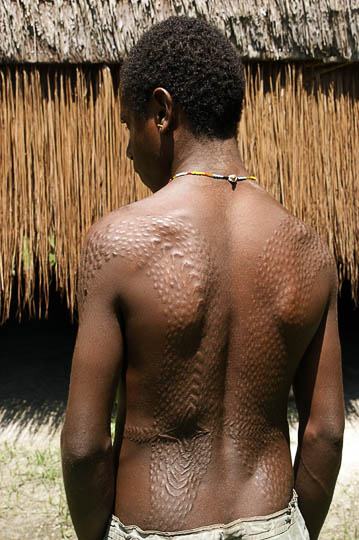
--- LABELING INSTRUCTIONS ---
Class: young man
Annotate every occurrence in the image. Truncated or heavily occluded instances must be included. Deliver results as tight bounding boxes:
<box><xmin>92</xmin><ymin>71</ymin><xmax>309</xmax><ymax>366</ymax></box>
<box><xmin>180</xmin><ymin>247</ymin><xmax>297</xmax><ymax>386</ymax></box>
<box><xmin>61</xmin><ymin>16</ymin><xmax>344</xmax><ymax>540</ymax></box>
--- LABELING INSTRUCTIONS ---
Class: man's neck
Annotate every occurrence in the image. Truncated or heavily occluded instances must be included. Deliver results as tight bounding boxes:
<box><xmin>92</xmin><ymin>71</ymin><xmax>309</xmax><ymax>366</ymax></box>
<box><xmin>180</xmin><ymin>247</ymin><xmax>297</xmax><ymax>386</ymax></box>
<box><xmin>170</xmin><ymin>134</ymin><xmax>248</xmax><ymax>180</ymax></box>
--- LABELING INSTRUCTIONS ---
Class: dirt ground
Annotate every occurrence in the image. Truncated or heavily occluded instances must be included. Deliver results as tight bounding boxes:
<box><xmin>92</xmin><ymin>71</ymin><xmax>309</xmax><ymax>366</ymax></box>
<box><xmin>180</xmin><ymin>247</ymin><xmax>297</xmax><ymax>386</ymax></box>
<box><xmin>0</xmin><ymin>316</ymin><xmax>358</xmax><ymax>540</ymax></box>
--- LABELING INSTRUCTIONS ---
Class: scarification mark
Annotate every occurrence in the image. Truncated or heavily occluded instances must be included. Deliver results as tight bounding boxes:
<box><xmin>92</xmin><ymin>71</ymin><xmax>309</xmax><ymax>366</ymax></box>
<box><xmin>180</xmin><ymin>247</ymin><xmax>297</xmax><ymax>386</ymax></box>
<box><xmin>224</xmin><ymin>213</ymin><xmax>333</xmax><ymax>501</ymax></box>
<box><xmin>149</xmin><ymin>429</ymin><xmax>215</xmax><ymax>521</ymax></box>
<box><xmin>123</xmin><ymin>425</ymin><xmax>159</xmax><ymax>444</ymax></box>
<box><xmin>79</xmin><ymin>215</ymin><xmax>223</xmax><ymax>528</ymax></box>
<box><xmin>142</xmin><ymin>220</ymin><xmax>222</xmax><ymax>528</ymax></box>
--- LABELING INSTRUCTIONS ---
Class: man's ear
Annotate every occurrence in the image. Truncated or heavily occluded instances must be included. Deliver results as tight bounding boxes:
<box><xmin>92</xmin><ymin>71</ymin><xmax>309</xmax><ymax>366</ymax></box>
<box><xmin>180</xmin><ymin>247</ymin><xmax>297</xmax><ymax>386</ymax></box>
<box><xmin>152</xmin><ymin>87</ymin><xmax>176</xmax><ymax>133</ymax></box>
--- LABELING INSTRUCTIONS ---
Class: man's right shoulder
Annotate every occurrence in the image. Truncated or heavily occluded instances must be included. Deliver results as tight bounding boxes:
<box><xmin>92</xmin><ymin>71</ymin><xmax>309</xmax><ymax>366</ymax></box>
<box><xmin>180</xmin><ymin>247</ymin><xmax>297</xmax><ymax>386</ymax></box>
<box><xmin>256</xmin><ymin>210</ymin><xmax>337</xmax><ymax>328</ymax></box>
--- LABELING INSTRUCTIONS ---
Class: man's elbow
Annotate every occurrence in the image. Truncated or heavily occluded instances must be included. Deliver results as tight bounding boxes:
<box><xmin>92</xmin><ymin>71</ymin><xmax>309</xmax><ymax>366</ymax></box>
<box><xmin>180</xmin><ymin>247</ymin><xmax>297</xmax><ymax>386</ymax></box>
<box><xmin>61</xmin><ymin>426</ymin><xmax>112</xmax><ymax>468</ymax></box>
<box><xmin>301</xmin><ymin>420</ymin><xmax>344</xmax><ymax>457</ymax></box>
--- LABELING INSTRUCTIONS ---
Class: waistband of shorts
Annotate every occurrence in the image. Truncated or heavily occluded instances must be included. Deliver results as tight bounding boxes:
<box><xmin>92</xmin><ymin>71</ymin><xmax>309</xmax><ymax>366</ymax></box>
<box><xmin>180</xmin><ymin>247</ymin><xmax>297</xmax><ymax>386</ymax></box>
<box><xmin>108</xmin><ymin>489</ymin><xmax>300</xmax><ymax>538</ymax></box>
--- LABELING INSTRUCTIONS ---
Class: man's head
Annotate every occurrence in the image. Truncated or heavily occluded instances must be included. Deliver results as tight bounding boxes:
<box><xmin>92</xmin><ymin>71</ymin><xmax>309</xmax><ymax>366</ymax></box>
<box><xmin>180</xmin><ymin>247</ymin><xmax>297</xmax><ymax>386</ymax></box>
<box><xmin>120</xmin><ymin>16</ymin><xmax>245</xmax><ymax>141</ymax></box>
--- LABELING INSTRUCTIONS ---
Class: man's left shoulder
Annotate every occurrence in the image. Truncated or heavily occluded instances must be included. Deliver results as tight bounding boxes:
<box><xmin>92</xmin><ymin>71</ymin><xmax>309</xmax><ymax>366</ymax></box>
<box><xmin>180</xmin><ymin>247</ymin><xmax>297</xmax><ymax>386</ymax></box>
<box><xmin>274</xmin><ymin>211</ymin><xmax>335</xmax><ymax>270</ymax></box>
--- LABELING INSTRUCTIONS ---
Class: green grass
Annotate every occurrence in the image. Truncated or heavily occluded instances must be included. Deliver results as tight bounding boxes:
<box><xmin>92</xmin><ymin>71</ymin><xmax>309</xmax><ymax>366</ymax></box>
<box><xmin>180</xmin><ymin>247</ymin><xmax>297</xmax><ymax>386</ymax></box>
<box><xmin>0</xmin><ymin>441</ymin><xmax>75</xmax><ymax>539</ymax></box>
<box><xmin>326</xmin><ymin>527</ymin><xmax>359</xmax><ymax>540</ymax></box>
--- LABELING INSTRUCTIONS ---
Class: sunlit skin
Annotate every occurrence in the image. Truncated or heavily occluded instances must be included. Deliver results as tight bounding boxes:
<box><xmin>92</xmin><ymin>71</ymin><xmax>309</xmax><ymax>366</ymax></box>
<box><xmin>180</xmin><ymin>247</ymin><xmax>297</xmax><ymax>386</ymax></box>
<box><xmin>61</xmin><ymin>86</ymin><xmax>345</xmax><ymax>540</ymax></box>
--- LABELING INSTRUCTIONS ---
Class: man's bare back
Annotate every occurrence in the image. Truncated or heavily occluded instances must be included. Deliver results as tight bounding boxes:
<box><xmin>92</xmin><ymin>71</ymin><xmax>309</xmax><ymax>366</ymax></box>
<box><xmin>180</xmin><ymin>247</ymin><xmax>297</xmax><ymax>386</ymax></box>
<box><xmin>78</xmin><ymin>178</ymin><xmax>334</xmax><ymax>531</ymax></box>
<box><xmin>61</xmin><ymin>16</ymin><xmax>344</xmax><ymax>540</ymax></box>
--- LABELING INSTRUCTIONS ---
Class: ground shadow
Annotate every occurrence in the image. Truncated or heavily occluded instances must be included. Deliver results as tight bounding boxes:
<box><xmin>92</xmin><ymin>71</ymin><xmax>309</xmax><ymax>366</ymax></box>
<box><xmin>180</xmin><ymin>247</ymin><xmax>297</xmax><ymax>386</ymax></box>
<box><xmin>339</xmin><ymin>298</ymin><xmax>359</xmax><ymax>417</ymax></box>
<box><xmin>0</xmin><ymin>318</ymin><xmax>76</xmax><ymax>436</ymax></box>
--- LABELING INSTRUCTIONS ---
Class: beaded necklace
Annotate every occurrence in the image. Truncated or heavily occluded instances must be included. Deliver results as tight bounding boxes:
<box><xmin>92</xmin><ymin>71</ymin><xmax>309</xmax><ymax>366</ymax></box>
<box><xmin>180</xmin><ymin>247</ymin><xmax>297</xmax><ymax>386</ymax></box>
<box><xmin>168</xmin><ymin>171</ymin><xmax>256</xmax><ymax>187</ymax></box>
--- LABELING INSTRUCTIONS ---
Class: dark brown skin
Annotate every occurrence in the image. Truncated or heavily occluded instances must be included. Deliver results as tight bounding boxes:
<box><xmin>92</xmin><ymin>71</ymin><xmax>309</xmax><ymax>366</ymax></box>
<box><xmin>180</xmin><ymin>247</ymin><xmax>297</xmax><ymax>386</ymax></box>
<box><xmin>61</xmin><ymin>88</ymin><xmax>345</xmax><ymax>540</ymax></box>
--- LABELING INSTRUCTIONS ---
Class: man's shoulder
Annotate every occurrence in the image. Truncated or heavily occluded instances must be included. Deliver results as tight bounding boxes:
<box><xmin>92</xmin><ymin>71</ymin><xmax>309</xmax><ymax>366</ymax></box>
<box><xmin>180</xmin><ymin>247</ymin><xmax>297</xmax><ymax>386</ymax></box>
<box><xmin>78</xmin><ymin>200</ymin><xmax>174</xmax><ymax>309</ymax></box>
<box><xmin>274</xmin><ymin>211</ymin><xmax>334</xmax><ymax>272</ymax></box>
<box><xmin>258</xmin><ymin>209</ymin><xmax>337</xmax><ymax>324</ymax></box>
<box><xmin>255</xmin><ymin>198</ymin><xmax>333</xmax><ymax>265</ymax></box>
<box><xmin>244</xmin><ymin>185</ymin><xmax>333</xmax><ymax>267</ymax></box>
<box><xmin>84</xmin><ymin>197</ymin><xmax>153</xmax><ymax>238</ymax></box>
<box><xmin>81</xmin><ymin>198</ymin><xmax>191</xmax><ymax>277</ymax></box>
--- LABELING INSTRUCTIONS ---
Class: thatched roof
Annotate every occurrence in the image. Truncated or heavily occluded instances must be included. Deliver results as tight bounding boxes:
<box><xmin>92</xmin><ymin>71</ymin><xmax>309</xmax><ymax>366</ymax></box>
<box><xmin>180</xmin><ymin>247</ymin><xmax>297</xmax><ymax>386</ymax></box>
<box><xmin>0</xmin><ymin>0</ymin><xmax>358</xmax><ymax>63</ymax></box>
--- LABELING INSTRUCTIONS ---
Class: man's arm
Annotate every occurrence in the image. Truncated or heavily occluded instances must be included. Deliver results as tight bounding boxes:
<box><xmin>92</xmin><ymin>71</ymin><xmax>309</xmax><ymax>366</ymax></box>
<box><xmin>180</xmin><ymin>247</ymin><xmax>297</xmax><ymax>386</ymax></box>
<box><xmin>61</xmin><ymin>229</ymin><xmax>125</xmax><ymax>540</ymax></box>
<box><xmin>293</xmin><ymin>271</ymin><xmax>345</xmax><ymax>539</ymax></box>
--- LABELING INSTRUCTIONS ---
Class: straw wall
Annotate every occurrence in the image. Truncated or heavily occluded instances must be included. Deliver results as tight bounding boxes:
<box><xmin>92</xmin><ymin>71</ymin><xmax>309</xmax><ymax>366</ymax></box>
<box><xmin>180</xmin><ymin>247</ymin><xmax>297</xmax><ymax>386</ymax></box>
<box><xmin>0</xmin><ymin>63</ymin><xmax>358</xmax><ymax>322</ymax></box>
<box><xmin>0</xmin><ymin>65</ymin><xmax>150</xmax><ymax>322</ymax></box>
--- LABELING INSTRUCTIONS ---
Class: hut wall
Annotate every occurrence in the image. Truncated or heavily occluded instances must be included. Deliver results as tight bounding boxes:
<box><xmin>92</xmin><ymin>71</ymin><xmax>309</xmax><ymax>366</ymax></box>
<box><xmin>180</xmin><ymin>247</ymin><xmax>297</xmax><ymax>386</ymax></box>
<box><xmin>0</xmin><ymin>63</ymin><xmax>358</xmax><ymax>322</ymax></box>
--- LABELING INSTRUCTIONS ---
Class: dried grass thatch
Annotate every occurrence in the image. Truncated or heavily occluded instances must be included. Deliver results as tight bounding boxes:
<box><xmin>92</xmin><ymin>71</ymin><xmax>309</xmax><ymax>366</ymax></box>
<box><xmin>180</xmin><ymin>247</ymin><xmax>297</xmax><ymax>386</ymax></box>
<box><xmin>0</xmin><ymin>63</ymin><xmax>358</xmax><ymax>323</ymax></box>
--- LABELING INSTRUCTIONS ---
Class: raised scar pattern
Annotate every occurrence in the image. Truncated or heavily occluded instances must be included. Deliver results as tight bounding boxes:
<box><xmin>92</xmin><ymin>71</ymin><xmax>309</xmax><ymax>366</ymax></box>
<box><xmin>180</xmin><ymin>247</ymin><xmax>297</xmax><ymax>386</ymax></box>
<box><xmin>79</xmin><ymin>215</ymin><xmax>223</xmax><ymax>528</ymax></box>
<box><xmin>123</xmin><ymin>425</ymin><xmax>159</xmax><ymax>444</ymax></box>
<box><xmin>144</xmin><ymin>221</ymin><xmax>221</xmax><ymax>528</ymax></box>
<box><xmin>225</xmin><ymin>214</ymin><xmax>333</xmax><ymax>501</ymax></box>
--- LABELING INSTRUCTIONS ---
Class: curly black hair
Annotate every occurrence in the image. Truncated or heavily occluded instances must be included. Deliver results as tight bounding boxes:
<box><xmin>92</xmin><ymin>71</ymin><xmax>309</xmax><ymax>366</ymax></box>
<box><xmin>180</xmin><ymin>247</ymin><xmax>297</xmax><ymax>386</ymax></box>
<box><xmin>120</xmin><ymin>16</ymin><xmax>245</xmax><ymax>139</ymax></box>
